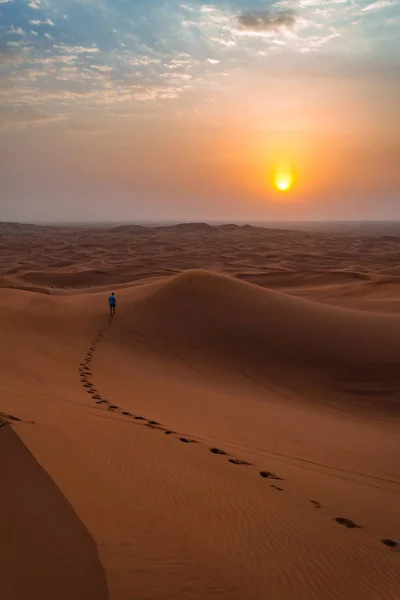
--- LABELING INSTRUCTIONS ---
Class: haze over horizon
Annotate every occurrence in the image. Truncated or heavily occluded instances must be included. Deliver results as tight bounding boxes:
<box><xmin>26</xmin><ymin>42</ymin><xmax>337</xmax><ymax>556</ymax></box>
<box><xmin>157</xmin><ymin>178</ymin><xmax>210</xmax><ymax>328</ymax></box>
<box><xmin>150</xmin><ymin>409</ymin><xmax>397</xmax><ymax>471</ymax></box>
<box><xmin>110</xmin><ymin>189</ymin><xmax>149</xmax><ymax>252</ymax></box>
<box><xmin>1</xmin><ymin>0</ymin><xmax>399</xmax><ymax>222</ymax></box>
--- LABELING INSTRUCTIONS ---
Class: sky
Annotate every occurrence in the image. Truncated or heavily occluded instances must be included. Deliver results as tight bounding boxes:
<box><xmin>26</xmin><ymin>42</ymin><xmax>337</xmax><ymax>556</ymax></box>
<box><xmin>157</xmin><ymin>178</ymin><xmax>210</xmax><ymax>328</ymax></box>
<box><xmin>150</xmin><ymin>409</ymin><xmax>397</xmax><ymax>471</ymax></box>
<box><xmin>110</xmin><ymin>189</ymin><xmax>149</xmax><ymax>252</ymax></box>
<box><xmin>0</xmin><ymin>0</ymin><xmax>399</xmax><ymax>222</ymax></box>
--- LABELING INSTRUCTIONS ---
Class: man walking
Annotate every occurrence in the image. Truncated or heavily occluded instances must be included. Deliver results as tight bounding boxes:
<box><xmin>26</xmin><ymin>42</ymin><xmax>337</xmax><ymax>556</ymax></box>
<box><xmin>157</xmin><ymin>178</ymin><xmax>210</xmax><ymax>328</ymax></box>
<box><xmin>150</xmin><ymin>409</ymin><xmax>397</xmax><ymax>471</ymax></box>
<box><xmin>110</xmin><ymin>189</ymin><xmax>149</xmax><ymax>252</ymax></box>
<box><xmin>109</xmin><ymin>292</ymin><xmax>116</xmax><ymax>316</ymax></box>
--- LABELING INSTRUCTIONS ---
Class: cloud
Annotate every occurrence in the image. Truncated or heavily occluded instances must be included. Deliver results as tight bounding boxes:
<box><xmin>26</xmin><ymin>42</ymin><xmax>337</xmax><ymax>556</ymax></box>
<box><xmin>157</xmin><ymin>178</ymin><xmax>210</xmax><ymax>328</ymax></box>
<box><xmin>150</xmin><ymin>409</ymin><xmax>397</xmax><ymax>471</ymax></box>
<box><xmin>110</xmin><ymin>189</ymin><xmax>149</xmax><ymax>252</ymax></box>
<box><xmin>8</xmin><ymin>26</ymin><xmax>25</xmax><ymax>35</ymax></box>
<box><xmin>237</xmin><ymin>10</ymin><xmax>296</xmax><ymax>32</ymax></box>
<box><xmin>29</xmin><ymin>18</ymin><xmax>55</xmax><ymax>26</ymax></box>
<box><xmin>36</xmin><ymin>55</ymin><xmax>77</xmax><ymax>64</ymax></box>
<box><xmin>91</xmin><ymin>65</ymin><xmax>113</xmax><ymax>72</ymax></box>
<box><xmin>33</xmin><ymin>55</ymin><xmax>77</xmax><ymax>67</ymax></box>
<box><xmin>362</xmin><ymin>1</ymin><xmax>393</xmax><ymax>11</ymax></box>
<box><xmin>28</xmin><ymin>0</ymin><xmax>40</xmax><ymax>8</ymax></box>
<box><xmin>53</xmin><ymin>44</ymin><xmax>99</xmax><ymax>54</ymax></box>
<box><xmin>128</xmin><ymin>57</ymin><xmax>161</xmax><ymax>66</ymax></box>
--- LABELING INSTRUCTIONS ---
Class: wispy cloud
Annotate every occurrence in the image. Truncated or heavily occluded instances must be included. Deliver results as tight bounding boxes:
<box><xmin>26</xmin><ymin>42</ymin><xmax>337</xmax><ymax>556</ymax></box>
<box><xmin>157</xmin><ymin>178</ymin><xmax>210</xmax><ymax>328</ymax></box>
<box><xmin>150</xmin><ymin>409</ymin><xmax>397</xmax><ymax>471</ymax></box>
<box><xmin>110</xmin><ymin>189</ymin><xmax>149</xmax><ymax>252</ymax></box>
<box><xmin>29</xmin><ymin>18</ymin><xmax>55</xmax><ymax>26</ymax></box>
<box><xmin>91</xmin><ymin>65</ymin><xmax>113</xmax><ymax>72</ymax></box>
<box><xmin>53</xmin><ymin>44</ymin><xmax>99</xmax><ymax>54</ymax></box>
<box><xmin>8</xmin><ymin>25</ymin><xmax>25</xmax><ymax>35</ymax></box>
<box><xmin>362</xmin><ymin>0</ymin><xmax>394</xmax><ymax>11</ymax></box>
<box><xmin>0</xmin><ymin>0</ymin><xmax>399</xmax><ymax>132</ymax></box>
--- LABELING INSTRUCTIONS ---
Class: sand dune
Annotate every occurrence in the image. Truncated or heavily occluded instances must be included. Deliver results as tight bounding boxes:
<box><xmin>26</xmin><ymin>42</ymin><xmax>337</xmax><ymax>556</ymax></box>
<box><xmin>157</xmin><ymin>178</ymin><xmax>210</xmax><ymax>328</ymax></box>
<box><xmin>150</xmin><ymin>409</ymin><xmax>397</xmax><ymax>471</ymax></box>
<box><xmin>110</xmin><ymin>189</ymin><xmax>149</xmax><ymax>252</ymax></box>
<box><xmin>1</xmin><ymin>221</ymin><xmax>399</xmax><ymax>312</ymax></box>
<box><xmin>1</xmin><ymin>223</ymin><xmax>399</xmax><ymax>600</ymax></box>
<box><xmin>116</xmin><ymin>270</ymin><xmax>400</xmax><ymax>413</ymax></box>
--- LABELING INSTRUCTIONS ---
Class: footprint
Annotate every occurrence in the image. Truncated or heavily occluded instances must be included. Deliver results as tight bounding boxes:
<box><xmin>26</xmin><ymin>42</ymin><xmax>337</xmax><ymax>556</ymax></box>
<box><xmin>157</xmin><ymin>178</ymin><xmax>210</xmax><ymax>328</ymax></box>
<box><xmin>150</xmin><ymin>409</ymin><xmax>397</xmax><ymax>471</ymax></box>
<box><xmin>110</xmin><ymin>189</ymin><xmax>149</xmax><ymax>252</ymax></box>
<box><xmin>259</xmin><ymin>471</ymin><xmax>282</xmax><ymax>480</ymax></box>
<box><xmin>381</xmin><ymin>539</ymin><xmax>399</xmax><ymax>549</ymax></box>
<box><xmin>209</xmin><ymin>447</ymin><xmax>226</xmax><ymax>455</ymax></box>
<box><xmin>134</xmin><ymin>416</ymin><xmax>145</xmax><ymax>421</ymax></box>
<box><xmin>164</xmin><ymin>430</ymin><xmax>174</xmax><ymax>435</ymax></box>
<box><xmin>228</xmin><ymin>459</ymin><xmax>251</xmax><ymax>466</ymax></box>
<box><xmin>271</xmin><ymin>485</ymin><xmax>284</xmax><ymax>491</ymax></box>
<box><xmin>334</xmin><ymin>517</ymin><xmax>361</xmax><ymax>529</ymax></box>
<box><xmin>148</xmin><ymin>420</ymin><xmax>160</xmax><ymax>426</ymax></box>
<box><xmin>108</xmin><ymin>405</ymin><xmax>118</xmax><ymax>410</ymax></box>
<box><xmin>122</xmin><ymin>411</ymin><xmax>131</xmax><ymax>416</ymax></box>
<box><xmin>310</xmin><ymin>500</ymin><xmax>321</xmax><ymax>509</ymax></box>
<box><xmin>179</xmin><ymin>437</ymin><xmax>198</xmax><ymax>444</ymax></box>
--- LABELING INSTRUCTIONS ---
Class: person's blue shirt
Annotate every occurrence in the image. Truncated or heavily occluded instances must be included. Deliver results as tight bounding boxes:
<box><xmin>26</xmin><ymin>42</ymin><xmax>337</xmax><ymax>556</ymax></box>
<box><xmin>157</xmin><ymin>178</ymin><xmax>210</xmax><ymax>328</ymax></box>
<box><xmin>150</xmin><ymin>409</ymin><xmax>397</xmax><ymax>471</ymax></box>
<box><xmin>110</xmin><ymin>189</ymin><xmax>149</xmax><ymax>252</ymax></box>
<box><xmin>109</xmin><ymin>294</ymin><xmax>116</xmax><ymax>306</ymax></box>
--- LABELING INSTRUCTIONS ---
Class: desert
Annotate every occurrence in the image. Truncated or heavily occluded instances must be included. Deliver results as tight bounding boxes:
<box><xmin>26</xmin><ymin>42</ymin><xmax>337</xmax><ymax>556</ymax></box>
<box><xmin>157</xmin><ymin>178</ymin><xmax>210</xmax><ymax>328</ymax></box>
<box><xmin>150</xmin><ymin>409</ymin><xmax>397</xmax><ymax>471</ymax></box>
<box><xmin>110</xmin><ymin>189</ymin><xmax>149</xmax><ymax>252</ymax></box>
<box><xmin>1</xmin><ymin>221</ymin><xmax>399</xmax><ymax>600</ymax></box>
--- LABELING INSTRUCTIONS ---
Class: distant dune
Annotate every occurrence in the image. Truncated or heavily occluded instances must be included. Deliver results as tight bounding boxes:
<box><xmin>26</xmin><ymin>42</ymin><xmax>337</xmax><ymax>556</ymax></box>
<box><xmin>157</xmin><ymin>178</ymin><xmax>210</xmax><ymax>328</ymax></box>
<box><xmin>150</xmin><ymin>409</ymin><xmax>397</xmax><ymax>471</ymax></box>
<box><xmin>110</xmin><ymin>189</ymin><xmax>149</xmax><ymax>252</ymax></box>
<box><xmin>1</xmin><ymin>223</ymin><xmax>400</xmax><ymax>600</ymax></box>
<box><xmin>0</xmin><ymin>221</ymin><xmax>399</xmax><ymax>312</ymax></box>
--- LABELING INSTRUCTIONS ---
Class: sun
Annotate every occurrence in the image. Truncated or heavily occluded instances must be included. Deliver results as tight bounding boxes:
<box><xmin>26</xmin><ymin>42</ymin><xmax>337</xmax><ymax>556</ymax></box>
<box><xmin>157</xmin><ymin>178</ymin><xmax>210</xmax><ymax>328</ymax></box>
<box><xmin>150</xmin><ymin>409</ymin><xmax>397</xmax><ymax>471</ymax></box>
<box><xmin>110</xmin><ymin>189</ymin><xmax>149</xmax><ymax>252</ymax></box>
<box><xmin>274</xmin><ymin>170</ymin><xmax>293</xmax><ymax>192</ymax></box>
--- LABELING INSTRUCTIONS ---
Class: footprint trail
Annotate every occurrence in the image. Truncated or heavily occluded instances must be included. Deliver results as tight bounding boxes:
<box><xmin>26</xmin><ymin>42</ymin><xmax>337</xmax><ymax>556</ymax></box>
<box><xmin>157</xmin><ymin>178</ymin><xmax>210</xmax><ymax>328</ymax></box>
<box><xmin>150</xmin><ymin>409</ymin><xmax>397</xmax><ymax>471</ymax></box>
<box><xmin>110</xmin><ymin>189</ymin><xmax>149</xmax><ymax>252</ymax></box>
<box><xmin>78</xmin><ymin>315</ymin><xmax>399</xmax><ymax>553</ymax></box>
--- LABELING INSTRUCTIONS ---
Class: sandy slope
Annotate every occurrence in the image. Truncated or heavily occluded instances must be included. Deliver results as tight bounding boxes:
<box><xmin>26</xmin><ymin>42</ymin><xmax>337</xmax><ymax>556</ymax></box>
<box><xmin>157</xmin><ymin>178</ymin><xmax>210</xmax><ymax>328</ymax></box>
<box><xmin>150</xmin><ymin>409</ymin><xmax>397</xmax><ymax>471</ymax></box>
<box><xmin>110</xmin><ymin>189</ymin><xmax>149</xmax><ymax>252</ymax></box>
<box><xmin>1</xmin><ymin>224</ymin><xmax>400</xmax><ymax>599</ymax></box>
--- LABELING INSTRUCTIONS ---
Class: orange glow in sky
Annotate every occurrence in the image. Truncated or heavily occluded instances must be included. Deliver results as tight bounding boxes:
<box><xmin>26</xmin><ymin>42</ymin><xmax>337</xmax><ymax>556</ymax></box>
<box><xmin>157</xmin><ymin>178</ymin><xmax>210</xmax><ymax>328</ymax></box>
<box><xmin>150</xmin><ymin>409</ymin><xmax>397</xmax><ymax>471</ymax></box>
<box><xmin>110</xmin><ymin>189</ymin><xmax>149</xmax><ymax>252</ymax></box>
<box><xmin>1</xmin><ymin>0</ymin><xmax>399</xmax><ymax>222</ymax></box>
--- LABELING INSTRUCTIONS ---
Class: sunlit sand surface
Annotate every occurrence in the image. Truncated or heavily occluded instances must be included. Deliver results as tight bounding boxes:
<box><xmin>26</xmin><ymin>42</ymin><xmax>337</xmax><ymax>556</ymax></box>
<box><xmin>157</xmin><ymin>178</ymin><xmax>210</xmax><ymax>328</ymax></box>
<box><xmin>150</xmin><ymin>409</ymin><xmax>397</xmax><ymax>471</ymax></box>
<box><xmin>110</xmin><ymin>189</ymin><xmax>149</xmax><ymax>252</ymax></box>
<box><xmin>1</xmin><ymin>222</ymin><xmax>399</xmax><ymax>600</ymax></box>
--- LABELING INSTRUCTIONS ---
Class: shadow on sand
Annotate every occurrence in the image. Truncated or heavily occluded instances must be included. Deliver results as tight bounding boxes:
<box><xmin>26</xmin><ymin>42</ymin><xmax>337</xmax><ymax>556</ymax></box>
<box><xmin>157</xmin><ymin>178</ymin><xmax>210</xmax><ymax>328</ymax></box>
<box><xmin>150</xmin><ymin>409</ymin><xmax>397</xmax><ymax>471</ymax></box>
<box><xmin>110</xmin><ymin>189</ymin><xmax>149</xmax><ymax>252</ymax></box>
<box><xmin>0</xmin><ymin>425</ymin><xmax>109</xmax><ymax>600</ymax></box>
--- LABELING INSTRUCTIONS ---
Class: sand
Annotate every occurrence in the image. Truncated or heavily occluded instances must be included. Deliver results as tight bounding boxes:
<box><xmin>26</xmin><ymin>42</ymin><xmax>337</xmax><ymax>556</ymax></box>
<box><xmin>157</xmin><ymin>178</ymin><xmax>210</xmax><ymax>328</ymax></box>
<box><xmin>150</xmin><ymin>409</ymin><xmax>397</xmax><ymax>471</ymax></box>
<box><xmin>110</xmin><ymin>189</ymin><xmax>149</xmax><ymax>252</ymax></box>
<box><xmin>1</xmin><ymin>222</ymin><xmax>399</xmax><ymax>600</ymax></box>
